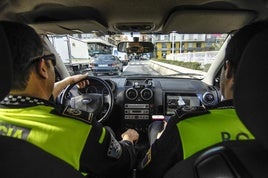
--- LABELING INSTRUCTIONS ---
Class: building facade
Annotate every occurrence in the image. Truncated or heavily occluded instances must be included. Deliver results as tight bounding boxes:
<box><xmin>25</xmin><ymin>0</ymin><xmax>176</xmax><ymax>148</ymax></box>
<box><xmin>153</xmin><ymin>33</ymin><xmax>226</xmax><ymax>59</ymax></box>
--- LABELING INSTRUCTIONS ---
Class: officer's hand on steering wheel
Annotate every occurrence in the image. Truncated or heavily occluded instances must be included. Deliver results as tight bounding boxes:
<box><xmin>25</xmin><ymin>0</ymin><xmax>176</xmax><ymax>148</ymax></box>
<box><xmin>70</xmin><ymin>73</ymin><xmax>90</xmax><ymax>89</ymax></box>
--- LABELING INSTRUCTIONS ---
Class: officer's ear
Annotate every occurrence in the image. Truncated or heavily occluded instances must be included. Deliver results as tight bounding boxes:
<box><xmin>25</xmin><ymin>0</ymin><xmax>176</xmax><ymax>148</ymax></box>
<box><xmin>224</xmin><ymin>60</ymin><xmax>233</xmax><ymax>79</ymax></box>
<box><xmin>35</xmin><ymin>59</ymin><xmax>49</xmax><ymax>79</ymax></box>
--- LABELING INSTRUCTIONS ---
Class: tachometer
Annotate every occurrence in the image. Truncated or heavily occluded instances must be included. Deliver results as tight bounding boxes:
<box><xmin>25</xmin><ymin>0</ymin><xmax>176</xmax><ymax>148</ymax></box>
<box><xmin>86</xmin><ymin>86</ymin><xmax>98</xmax><ymax>93</ymax></box>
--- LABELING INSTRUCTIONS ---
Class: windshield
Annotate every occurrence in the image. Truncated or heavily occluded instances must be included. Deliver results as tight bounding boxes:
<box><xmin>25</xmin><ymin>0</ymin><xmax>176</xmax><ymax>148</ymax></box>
<box><xmin>48</xmin><ymin>33</ymin><xmax>228</xmax><ymax>79</ymax></box>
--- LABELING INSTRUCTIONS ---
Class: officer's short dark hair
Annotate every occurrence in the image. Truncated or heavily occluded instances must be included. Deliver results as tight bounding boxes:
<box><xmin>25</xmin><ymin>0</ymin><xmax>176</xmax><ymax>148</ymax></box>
<box><xmin>225</xmin><ymin>20</ymin><xmax>268</xmax><ymax>78</ymax></box>
<box><xmin>0</xmin><ymin>21</ymin><xmax>43</xmax><ymax>90</ymax></box>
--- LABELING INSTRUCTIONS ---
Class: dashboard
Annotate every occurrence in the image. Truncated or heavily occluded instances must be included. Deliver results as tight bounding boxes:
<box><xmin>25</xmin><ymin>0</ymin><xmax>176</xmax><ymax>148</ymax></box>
<box><xmin>112</xmin><ymin>77</ymin><xmax>220</xmax><ymax>116</ymax></box>
<box><xmin>85</xmin><ymin>76</ymin><xmax>221</xmax><ymax>145</ymax></box>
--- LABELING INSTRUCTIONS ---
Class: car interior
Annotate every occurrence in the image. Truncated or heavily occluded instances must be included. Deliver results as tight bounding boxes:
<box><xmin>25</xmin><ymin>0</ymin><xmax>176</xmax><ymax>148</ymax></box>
<box><xmin>0</xmin><ymin>0</ymin><xmax>268</xmax><ymax>177</ymax></box>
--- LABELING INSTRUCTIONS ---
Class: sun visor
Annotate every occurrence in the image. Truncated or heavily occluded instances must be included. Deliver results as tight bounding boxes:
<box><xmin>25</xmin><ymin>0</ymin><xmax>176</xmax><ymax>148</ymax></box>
<box><xmin>30</xmin><ymin>20</ymin><xmax>107</xmax><ymax>35</ymax></box>
<box><xmin>17</xmin><ymin>5</ymin><xmax>108</xmax><ymax>35</ymax></box>
<box><xmin>163</xmin><ymin>10</ymin><xmax>256</xmax><ymax>34</ymax></box>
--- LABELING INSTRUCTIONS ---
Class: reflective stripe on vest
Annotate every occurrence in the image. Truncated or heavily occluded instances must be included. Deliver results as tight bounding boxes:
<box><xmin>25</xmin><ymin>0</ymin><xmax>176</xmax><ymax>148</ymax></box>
<box><xmin>0</xmin><ymin>105</ymin><xmax>97</xmax><ymax>171</ymax></box>
<box><xmin>177</xmin><ymin>108</ymin><xmax>255</xmax><ymax>159</ymax></box>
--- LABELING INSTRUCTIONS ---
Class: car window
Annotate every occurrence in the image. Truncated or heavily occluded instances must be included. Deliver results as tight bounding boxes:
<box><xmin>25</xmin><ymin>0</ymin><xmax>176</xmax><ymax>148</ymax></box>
<box><xmin>98</xmin><ymin>55</ymin><xmax>115</xmax><ymax>60</ymax></box>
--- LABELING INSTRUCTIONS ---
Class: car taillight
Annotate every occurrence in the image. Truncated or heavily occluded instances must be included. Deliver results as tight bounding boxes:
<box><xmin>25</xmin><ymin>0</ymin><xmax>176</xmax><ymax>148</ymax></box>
<box><xmin>111</xmin><ymin>63</ymin><xmax>117</xmax><ymax>67</ymax></box>
<box><xmin>90</xmin><ymin>63</ymin><xmax>97</xmax><ymax>67</ymax></box>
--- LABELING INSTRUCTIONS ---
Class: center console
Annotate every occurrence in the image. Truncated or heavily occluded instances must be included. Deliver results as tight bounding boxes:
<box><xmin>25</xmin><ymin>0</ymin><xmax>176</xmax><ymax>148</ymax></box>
<box><xmin>123</xmin><ymin>79</ymin><xmax>154</xmax><ymax>134</ymax></box>
<box><xmin>121</xmin><ymin>78</ymin><xmax>156</xmax><ymax>161</ymax></box>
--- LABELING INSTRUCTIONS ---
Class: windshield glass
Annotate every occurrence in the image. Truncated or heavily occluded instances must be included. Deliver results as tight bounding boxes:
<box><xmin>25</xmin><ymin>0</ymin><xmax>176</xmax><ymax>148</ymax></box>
<box><xmin>96</xmin><ymin>55</ymin><xmax>115</xmax><ymax>61</ymax></box>
<box><xmin>48</xmin><ymin>33</ymin><xmax>228</xmax><ymax>79</ymax></box>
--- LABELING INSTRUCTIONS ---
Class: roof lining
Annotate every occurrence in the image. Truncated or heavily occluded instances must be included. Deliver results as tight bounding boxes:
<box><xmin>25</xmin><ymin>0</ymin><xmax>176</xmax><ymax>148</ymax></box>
<box><xmin>163</xmin><ymin>9</ymin><xmax>257</xmax><ymax>34</ymax></box>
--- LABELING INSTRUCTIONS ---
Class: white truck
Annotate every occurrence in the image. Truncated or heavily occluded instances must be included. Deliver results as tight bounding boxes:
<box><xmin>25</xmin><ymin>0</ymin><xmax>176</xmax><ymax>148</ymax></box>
<box><xmin>48</xmin><ymin>35</ymin><xmax>91</xmax><ymax>74</ymax></box>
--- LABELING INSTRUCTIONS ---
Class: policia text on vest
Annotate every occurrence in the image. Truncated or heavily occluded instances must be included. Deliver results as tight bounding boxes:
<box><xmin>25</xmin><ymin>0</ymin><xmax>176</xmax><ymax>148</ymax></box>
<box><xmin>0</xmin><ymin>122</ymin><xmax>30</xmax><ymax>140</ymax></box>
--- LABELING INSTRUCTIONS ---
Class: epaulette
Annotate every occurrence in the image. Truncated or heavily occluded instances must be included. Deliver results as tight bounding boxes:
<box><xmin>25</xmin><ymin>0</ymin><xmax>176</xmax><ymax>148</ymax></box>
<box><xmin>174</xmin><ymin>105</ymin><xmax>209</xmax><ymax>122</ymax></box>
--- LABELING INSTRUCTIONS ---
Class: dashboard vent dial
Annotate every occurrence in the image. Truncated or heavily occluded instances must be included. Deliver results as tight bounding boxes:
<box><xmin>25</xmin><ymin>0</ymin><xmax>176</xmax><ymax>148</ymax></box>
<box><xmin>140</xmin><ymin>88</ymin><xmax>153</xmax><ymax>101</ymax></box>
<box><xmin>202</xmin><ymin>92</ymin><xmax>215</xmax><ymax>105</ymax></box>
<box><xmin>126</xmin><ymin>88</ymin><xmax>138</xmax><ymax>100</ymax></box>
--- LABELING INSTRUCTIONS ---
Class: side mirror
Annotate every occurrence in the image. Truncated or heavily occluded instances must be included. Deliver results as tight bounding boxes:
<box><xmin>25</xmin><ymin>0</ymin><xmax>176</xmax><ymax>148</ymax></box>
<box><xmin>117</xmin><ymin>42</ymin><xmax>154</xmax><ymax>53</ymax></box>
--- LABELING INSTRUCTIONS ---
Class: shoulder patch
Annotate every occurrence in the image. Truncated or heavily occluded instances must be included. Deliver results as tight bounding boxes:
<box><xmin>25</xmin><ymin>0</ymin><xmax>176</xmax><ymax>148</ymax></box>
<box><xmin>175</xmin><ymin>106</ymin><xmax>209</xmax><ymax>121</ymax></box>
<box><xmin>60</xmin><ymin>106</ymin><xmax>93</xmax><ymax>124</ymax></box>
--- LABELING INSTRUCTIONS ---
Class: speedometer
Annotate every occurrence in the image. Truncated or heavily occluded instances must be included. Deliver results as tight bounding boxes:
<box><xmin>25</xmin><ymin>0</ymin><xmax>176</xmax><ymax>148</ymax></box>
<box><xmin>86</xmin><ymin>86</ymin><xmax>97</xmax><ymax>93</ymax></box>
<box><xmin>102</xmin><ymin>87</ymin><xmax>109</xmax><ymax>95</ymax></box>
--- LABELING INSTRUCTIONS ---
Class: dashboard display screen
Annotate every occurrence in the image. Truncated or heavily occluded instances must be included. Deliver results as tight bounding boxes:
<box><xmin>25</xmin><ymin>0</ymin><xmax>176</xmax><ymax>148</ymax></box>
<box><xmin>165</xmin><ymin>93</ymin><xmax>201</xmax><ymax>115</ymax></box>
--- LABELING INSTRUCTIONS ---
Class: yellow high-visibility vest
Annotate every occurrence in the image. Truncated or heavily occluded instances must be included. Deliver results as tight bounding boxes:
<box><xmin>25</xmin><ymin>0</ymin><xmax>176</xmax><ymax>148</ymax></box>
<box><xmin>0</xmin><ymin>105</ymin><xmax>105</xmax><ymax>171</ymax></box>
<box><xmin>177</xmin><ymin>108</ymin><xmax>255</xmax><ymax>159</ymax></box>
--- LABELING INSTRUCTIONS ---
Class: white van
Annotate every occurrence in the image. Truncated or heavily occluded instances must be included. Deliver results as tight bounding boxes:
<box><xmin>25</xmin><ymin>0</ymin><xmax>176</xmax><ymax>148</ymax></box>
<box><xmin>113</xmin><ymin>48</ymin><xmax>129</xmax><ymax>66</ymax></box>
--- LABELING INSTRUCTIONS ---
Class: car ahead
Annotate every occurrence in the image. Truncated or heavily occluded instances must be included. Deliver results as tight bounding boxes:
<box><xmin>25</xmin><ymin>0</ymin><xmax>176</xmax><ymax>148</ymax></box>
<box><xmin>90</xmin><ymin>54</ymin><xmax>123</xmax><ymax>76</ymax></box>
<box><xmin>117</xmin><ymin>52</ymin><xmax>129</xmax><ymax>66</ymax></box>
<box><xmin>0</xmin><ymin>0</ymin><xmax>268</xmax><ymax>177</ymax></box>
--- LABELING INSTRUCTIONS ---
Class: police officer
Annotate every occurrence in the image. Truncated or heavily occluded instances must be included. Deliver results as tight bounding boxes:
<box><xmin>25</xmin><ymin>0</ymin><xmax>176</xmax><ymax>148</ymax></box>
<box><xmin>139</xmin><ymin>21</ymin><xmax>268</xmax><ymax>178</ymax></box>
<box><xmin>0</xmin><ymin>21</ymin><xmax>139</xmax><ymax>178</ymax></box>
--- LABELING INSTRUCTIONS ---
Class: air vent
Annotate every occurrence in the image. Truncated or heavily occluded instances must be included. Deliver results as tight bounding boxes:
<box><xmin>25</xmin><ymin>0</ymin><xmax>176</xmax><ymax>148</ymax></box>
<box><xmin>140</xmin><ymin>88</ymin><xmax>153</xmax><ymax>101</ymax></box>
<box><xmin>202</xmin><ymin>92</ymin><xmax>215</xmax><ymax>105</ymax></box>
<box><xmin>126</xmin><ymin>88</ymin><xmax>138</xmax><ymax>100</ymax></box>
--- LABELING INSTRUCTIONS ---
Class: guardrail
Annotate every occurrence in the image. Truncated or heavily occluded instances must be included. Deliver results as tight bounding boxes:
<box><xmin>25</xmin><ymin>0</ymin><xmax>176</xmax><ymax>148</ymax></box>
<box><xmin>166</xmin><ymin>51</ymin><xmax>218</xmax><ymax>66</ymax></box>
<box><xmin>149</xmin><ymin>60</ymin><xmax>206</xmax><ymax>77</ymax></box>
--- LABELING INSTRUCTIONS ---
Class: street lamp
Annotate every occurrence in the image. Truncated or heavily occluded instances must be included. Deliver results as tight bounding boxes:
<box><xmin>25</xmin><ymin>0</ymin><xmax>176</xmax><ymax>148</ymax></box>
<box><xmin>171</xmin><ymin>32</ymin><xmax>175</xmax><ymax>60</ymax></box>
<box><xmin>180</xmin><ymin>34</ymin><xmax>182</xmax><ymax>53</ymax></box>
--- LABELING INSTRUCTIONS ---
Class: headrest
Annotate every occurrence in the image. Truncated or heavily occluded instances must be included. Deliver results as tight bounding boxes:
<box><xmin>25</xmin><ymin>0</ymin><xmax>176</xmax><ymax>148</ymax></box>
<box><xmin>234</xmin><ymin>30</ymin><xmax>268</xmax><ymax>149</ymax></box>
<box><xmin>0</xmin><ymin>24</ymin><xmax>12</xmax><ymax>100</ymax></box>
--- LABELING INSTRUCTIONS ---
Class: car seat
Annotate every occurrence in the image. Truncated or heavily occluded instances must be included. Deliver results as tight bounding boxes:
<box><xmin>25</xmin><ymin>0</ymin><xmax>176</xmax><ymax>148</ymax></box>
<box><xmin>0</xmin><ymin>24</ymin><xmax>84</xmax><ymax>178</ymax></box>
<box><xmin>0</xmin><ymin>24</ymin><xmax>11</xmax><ymax>100</ymax></box>
<box><xmin>163</xmin><ymin>27</ymin><xmax>268</xmax><ymax>178</ymax></box>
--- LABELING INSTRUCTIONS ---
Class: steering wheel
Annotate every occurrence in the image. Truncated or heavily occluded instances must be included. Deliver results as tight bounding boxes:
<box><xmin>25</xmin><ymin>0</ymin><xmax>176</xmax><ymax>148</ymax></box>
<box><xmin>59</xmin><ymin>76</ymin><xmax>114</xmax><ymax>123</ymax></box>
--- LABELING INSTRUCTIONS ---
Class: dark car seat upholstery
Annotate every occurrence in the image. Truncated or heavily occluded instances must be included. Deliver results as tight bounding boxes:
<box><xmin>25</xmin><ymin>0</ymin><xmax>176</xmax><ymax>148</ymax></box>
<box><xmin>0</xmin><ymin>24</ymin><xmax>12</xmax><ymax>100</ymax></box>
<box><xmin>0</xmin><ymin>135</ymin><xmax>85</xmax><ymax>178</ymax></box>
<box><xmin>164</xmin><ymin>140</ymin><xmax>268</xmax><ymax>178</ymax></box>
<box><xmin>0</xmin><ymin>24</ymin><xmax>84</xmax><ymax>178</ymax></box>
<box><xmin>163</xmin><ymin>28</ymin><xmax>268</xmax><ymax>178</ymax></box>
<box><xmin>234</xmin><ymin>28</ymin><xmax>268</xmax><ymax>151</ymax></box>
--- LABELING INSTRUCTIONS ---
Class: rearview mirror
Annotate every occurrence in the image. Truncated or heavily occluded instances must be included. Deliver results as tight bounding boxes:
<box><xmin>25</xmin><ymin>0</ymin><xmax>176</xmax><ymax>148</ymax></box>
<box><xmin>117</xmin><ymin>42</ymin><xmax>154</xmax><ymax>53</ymax></box>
